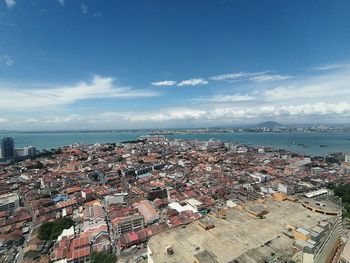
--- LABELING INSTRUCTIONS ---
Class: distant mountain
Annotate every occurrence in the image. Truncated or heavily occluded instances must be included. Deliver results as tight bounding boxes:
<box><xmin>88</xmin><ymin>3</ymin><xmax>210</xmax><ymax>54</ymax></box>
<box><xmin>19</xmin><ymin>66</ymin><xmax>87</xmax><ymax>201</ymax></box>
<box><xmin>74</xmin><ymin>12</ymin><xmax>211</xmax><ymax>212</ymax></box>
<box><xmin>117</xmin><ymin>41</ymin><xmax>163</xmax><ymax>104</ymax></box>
<box><xmin>254</xmin><ymin>121</ymin><xmax>285</xmax><ymax>129</ymax></box>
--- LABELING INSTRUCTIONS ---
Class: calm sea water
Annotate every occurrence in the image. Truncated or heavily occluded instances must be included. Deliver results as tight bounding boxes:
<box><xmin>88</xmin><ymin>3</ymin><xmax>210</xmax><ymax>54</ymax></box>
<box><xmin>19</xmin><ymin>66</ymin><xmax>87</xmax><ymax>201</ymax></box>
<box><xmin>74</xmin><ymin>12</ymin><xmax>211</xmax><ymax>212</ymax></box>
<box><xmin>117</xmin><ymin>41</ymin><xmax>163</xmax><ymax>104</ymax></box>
<box><xmin>1</xmin><ymin>131</ymin><xmax>350</xmax><ymax>156</ymax></box>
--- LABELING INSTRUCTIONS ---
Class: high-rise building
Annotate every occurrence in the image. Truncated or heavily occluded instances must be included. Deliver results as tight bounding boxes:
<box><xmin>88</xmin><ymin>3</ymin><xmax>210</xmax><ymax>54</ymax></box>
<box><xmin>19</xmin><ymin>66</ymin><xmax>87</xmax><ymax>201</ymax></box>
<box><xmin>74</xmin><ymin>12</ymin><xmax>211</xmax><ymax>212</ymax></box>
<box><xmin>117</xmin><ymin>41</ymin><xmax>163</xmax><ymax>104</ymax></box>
<box><xmin>26</xmin><ymin>146</ymin><xmax>36</xmax><ymax>157</ymax></box>
<box><xmin>345</xmin><ymin>154</ymin><xmax>350</xmax><ymax>164</ymax></box>
<box><xmin>0</xmin><ymin>193</ymin><xmax>20</xmax><ymax>212</ymax></box>
<box><xmin>0</xmin><ymin>137</ymin><xmax>15</xmax><ymax>160</ymax></box>
<box><xmin>15</xmin><ymin>146</ymin><xmax>36</xmax><ymax>158</ymax></box>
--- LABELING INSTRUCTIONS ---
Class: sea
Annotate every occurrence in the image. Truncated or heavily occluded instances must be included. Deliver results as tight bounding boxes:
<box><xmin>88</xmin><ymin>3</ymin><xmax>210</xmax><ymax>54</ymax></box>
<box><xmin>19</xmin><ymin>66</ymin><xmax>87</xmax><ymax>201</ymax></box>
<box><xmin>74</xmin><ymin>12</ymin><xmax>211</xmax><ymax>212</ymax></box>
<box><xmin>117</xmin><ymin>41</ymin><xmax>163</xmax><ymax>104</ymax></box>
<box><xmin>1</xmin><ymin>131</ymin><xmax>350</xmax><ymax>156</ymax></box>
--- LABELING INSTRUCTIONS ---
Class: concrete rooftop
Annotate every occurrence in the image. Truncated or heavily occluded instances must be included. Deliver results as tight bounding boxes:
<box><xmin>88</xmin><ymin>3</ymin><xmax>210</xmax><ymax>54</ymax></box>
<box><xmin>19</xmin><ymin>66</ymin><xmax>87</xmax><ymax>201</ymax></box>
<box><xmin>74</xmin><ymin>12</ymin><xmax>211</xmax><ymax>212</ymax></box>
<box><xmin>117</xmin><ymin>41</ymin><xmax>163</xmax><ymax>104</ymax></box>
<box><xmin>148</xmin><ymin>198</ymin><xmax>337</xmax><ymax>263</ymax></box>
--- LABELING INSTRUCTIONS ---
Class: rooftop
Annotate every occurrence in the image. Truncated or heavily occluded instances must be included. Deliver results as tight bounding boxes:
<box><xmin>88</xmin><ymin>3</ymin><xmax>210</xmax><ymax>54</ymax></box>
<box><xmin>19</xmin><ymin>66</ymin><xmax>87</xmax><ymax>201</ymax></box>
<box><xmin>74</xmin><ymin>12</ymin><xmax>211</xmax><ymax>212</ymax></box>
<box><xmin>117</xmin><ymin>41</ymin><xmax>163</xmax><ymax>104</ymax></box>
<box><xmin>0</xmin><ymin>192</ymin><xmax>19</xmax><ymax>204</ymax></box>
<box><xmin>300</xmin><ymin>198</ymin><xmax>342</xmax><ymax>216</ymax></box>
<box><xmin>340</xmin><ymin>232</ymin><xmax>350</xmax><ymax>263</ymax></box>
<box><xmin>148</xmin><ymin>198</ymin><xmax>338</xmax><ymax>263</ymax></box>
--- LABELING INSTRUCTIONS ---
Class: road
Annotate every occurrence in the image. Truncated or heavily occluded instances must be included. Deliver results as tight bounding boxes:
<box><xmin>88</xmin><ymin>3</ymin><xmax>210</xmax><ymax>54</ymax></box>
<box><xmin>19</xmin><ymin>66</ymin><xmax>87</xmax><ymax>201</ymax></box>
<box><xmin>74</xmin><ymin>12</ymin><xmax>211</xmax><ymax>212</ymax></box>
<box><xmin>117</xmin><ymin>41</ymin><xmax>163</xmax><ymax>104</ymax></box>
<box><xmin>15</xmin><ymin>223</ymin><xmax>33</xmax><ymax>263</ymax></box>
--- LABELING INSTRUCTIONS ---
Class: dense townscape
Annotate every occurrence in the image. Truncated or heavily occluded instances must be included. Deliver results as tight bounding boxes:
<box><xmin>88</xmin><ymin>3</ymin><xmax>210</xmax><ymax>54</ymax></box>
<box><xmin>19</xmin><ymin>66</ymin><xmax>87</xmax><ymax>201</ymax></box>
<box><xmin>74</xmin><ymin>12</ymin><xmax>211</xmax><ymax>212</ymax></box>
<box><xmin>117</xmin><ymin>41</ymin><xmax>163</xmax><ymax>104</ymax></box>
<box><xmin>2</xmin><ymin>0</ymin><xmax>350</xmax><ymax>262</ymax></box>
<box><xmin>0</xmin><ymin>136</ymin><xmax>350</xmax><ymax>263</ymax></box>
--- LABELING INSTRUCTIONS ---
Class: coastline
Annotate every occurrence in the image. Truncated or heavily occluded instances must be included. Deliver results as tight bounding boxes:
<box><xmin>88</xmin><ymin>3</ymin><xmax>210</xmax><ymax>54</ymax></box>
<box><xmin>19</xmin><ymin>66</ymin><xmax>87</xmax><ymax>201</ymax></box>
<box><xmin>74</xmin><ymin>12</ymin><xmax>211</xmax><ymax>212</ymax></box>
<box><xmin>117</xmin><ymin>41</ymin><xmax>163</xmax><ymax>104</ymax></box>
<box><xmin>1</xmin><ymin>131</ymin><xmax>350</xmax><ymax>156</ymax></box>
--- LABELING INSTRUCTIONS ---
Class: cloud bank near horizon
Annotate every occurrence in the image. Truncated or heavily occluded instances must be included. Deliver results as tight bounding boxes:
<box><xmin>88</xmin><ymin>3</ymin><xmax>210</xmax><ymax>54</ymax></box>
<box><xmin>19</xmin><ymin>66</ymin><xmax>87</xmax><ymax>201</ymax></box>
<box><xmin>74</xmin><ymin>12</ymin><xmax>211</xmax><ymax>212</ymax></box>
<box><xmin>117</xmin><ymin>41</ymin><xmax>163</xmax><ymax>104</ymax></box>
<box><xmin>1</xmin><ymin>63</ymin><xmax>350</xmax><ymax>129</ymax></box>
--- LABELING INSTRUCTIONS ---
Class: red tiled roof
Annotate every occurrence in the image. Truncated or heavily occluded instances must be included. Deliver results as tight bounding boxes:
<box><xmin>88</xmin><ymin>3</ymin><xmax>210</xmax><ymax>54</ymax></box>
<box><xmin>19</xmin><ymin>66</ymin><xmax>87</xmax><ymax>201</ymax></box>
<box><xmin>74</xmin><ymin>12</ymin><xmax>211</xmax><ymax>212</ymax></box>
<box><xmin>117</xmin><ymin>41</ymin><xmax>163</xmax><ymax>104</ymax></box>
<box><xmin>135</xmin><ymin>200</ymin><xmax>158</xmax><ymax>224</ymax></box>
<box><xmin>56</xmin><ymin>199</ymin><xmax>77</xmax><ymax>209</ymax></box>
<box><xmin>84</xmin><ymin>199</ymin><xmax>101</xmax><ymax>207</ymax></box>
<box><xmin>71</xmin><ymin>236</ymin><xmax>90</xmax><ymax>249</ymax></box>
<box><xmin>16</xmin><ymin>214</ymin><xmax>32</xmax><ymax>222</ymax></box>
<box><xmin>80</xmin><ymin>225</ymin><xmax>108</xmax><ymax>238</ymax></box>
<box><xmin>169</xmin><ymin>216</ymin><xmax>182</xmax><ymax>226</ymax></box>
<box><xmin>66</xmin><ymin>186</ymin><xmax>81</xmax><ymax>194</ymax></box>
<box><xmin>83</xmin><ymin>189</ymin><xmax>93</xmax><ymax>194</ymax></box>
<box><xmin>70</xmin><ymin>247</ymin><xmax>90</xmax><ymax>260</ymax></box>
<box><xmin>127</xmin><ymin>231</ymin><xmax>138</xmax><ymax>242</ymax></box>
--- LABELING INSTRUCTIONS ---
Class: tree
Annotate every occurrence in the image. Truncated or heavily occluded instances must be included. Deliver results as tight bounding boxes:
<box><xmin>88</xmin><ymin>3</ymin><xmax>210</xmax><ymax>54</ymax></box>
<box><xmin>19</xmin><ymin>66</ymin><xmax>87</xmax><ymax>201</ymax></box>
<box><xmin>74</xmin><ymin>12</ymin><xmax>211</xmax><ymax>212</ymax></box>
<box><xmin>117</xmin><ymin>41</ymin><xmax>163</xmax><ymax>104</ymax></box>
<box><xmin>239</xmin><ymin>178</ymin><xmax>246</xmax><ymax>184</ymax></box>
<box><xmin>116</xmin><ymin>156</ymin><xmax>124</xmax><ymax>162</ymax></box>
<box><xmin>333</xmin><ymin>184</ymin><xmax>350</xmax><ymax>218</ymax></box>
<box><xmin>38</xmin><ymin>222</ymin><xmax>54</xmax><ymax>240</ymax></box>
<box><xmin>334</xmin><ymin>184</ymin><xmax>350</xmax><ymax>203</ymax></box>
<box><xmin>35</xmin><ymin>161</ymin><xmax>45</xmax><ymax>169</ymax></box>
<box><xmin>38</xmin><ymin>217</ymin><xmax>74</xmax><ymax>240</ymax></box>
<box><xmin>326</xmin><ymin>182</ymin><xmax>335</xmax><ymax>190</ymax></box>
<box><xmin>91</xmin><ymin>251</ymin><xmax>117</xmax><ymax>263</ymax></box>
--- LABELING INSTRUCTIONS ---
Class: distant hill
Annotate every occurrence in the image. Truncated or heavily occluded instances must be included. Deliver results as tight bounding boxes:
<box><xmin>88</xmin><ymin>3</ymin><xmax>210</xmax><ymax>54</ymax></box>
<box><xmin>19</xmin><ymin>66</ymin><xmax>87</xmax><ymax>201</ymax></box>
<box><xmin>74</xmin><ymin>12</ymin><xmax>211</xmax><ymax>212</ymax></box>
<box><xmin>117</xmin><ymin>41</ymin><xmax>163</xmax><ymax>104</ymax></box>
<box><xmin>254</xmin><ymin>121</ymin><xmax>285</xmax><ymax>129</ymax></box>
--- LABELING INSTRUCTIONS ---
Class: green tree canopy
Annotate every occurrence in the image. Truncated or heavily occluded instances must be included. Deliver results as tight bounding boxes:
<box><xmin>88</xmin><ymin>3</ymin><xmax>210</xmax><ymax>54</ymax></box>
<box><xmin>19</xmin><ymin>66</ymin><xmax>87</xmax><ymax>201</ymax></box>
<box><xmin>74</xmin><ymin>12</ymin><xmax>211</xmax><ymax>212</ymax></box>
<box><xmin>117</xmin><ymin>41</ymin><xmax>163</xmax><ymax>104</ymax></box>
<box><xmin>333</xmin><ymin>184</ymin><xmax>350</xmax><ymax>218</ymax></box>
<box><xmin>91</xmin><ymin>251</ymin><xmax>117</xmax><ymax>263</ymax></box>
<box><xmin>38</xmin><ymin>217</ymin><xmax>74</xmax><ymax>240</ymax></box>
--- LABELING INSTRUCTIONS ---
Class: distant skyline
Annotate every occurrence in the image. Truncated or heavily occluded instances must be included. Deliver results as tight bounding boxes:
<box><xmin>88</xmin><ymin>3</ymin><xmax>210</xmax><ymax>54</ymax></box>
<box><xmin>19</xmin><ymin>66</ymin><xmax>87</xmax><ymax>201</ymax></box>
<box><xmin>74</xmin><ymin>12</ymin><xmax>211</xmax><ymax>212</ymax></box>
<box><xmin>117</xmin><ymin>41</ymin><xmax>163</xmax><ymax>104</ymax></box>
<box><xmin>1</xmin><ymin>0</ymin><xmax>350</xmax><ymax>130</ymax></box>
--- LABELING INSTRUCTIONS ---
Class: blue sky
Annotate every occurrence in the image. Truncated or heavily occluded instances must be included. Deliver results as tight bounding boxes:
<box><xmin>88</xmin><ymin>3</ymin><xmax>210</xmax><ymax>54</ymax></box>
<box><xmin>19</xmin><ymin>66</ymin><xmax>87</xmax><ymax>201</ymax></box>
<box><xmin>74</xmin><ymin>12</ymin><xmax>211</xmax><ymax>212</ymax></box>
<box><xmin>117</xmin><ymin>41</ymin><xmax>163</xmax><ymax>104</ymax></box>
<box><xmin>1</xmin><ymin>0</ymin><xmax>350</xmax><ymax>130</ymax></box>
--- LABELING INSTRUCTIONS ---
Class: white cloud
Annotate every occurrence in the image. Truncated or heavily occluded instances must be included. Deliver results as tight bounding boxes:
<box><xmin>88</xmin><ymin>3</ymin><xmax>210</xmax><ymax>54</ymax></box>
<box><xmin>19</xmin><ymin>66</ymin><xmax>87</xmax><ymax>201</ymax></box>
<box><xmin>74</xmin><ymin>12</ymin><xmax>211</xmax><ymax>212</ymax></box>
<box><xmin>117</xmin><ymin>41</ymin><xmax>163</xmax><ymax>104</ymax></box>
<box><xmin>0</xmin><ymin>118</ymin><xmax>8</xmax><ymax>123</ymax></box>
<box><xmin>44</xmin><ymin>114</ymin><xmax>82</xmax><ymax>124</ymax></box>
<box><xmin>118</xmin><ymin>101</ymin><xmax>350</xmax><ymax>123</ymax></box>
<box><xmin>177</xmin><ymin>78</ymin><xmax>208</xmax><ymax>86</ymax></box>
<box><xmin>210</xmin><ymin>71</ymin><xmax>266</xmax><ymax>81</ymax></box>
<box><xmin>206</xmin><ymin>65</ymin><xmax>350</xmax><ymax>105</ymax></box>
<box><xmin>151</xmin><ymin>80</ymin><xmax>177</xmax><ymax>86</ymax></box>
<box><xmin>0</xmin><ymin>75</ymin><xmax>158</xmax><ymax>111</ymax></box>
<box><xmin>117</xmin><ymin>108</ymin><xmax>206</xmax><ymax>122</ymax></box>
<box><xmin>57</xmin><ymin>0</ymin><xmax>64</xmax><ymax>6</ymax></box>
<box><xmin>211</xmin><ymin>72</ymin><xmax>248</xmax><ymax>81</ymax></box>
<box><xmin>12</xmin><ymin>99</ymin><xmax>350</xmax><ymax>128</ymax></box>
<box><xmin>123</xmin><ymin>65</ymin><xmax>350</xmax><ymax>124</ymax></box>
<box><xmin>0</xmin><ymin>55</ymin><xmax>14</xmax><ymax>66</ymax></box>
<box><xmin>250</xmin><ymin>74</ymin><xmax>293</xmax><ymax>82</ymax></box>
<box><xmin>312</xmin><ymin>63</ymin><xmax>349</xmax><ymax>71</ymax></box>
<box><xmin>152</xmin><ymin>71</ymin><xmax>290</xmax><ymax>88</ymax></box>
<box><xmin>2</xmin><ymin>63</ymin><xmax>350</xmax><ymax>128</ymax></box>
<box><xmin>81</xmin><ymin>4</ymin><xmax>88</xmax><ymax>14</ymax></box>
<box><xmin>262</xmin><ymin>75</ymin><xmax>350</xmax><ymax>102</ymax></box>
<box><xmin>210</xmin><ymin>71</ymin><xmax>291</xmax><ymax>82</ymax></box>
<box><xmin>25</xmin><ymin>119</ymin><xmax>38</xmax><ymax>123</ymax></box>
<box><xmin>4</xmin><ymin>0</ymin><xmax>16</xmax><ymax>8</ymax></box>
<box><xmin>193</xmin><ymin>94</ymin><xmax>255</xmax><ymax>103</ymax></box>
<box><xmin>275</xmin><ymin>102</ymin><xmax>350</xmax><ymax>116</ymax></box>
